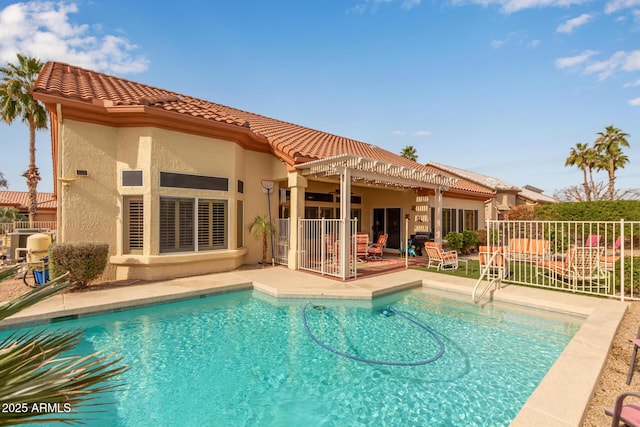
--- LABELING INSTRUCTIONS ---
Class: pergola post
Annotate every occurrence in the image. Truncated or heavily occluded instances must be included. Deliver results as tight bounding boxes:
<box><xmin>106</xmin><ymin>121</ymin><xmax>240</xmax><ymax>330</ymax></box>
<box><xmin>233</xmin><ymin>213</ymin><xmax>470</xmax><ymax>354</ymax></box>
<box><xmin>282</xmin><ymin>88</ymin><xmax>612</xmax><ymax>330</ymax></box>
<box><xmin>287</xmin><ymin>171</ymin><xmax>307</xmax><ymax>270</ymax></box>
<box><xmin>434</xmin><ymin>186</ymin><xmax>443</xmax><ymax>246</ymax></box>
<box><xmin>338</xmin><ymin>167</ymin><xmax>351</xmax><ymax>280</ymax></box>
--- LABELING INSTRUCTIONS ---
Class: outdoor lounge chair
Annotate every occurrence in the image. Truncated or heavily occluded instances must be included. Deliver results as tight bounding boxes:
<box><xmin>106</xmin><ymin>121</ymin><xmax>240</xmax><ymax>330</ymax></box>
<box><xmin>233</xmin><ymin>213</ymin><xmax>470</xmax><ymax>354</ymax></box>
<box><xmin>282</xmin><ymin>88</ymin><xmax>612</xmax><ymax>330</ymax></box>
<box><xmin>424</xmin><ymin>241</ymin><xmax>458</xmax><ymax>271</ymax></box>
<box><xmin>601</xmin><ymin>236</ymin><xmax>623</xmax><ymax>271</ymax></box>
<box><xmin>354</xmin><ymin>233</ymin><xmax>370</xmax><ymax>262</ymax></box>
<box><xmin>538</xmin><ymin>246</ymin><xmax>609</xmax><ymax>291</ymax></box>
<box><xmin>627</xmin><ymin>326</ymin><xmax>640</xmax><ymax>385</ymax></box>
<box><xmin>584</xmin><ymin>234</ymin><xmax>601</xmax><ymax>247</ymax></box>
<box><xmin>367</xmin><ymin>233</ymin><xmax>388</xmax><ymax>260</ymax></box>
<box><xmin>604</xmin><ymin>391</ymin><xmax>640</xmax><ymax>427</ymax></box>
<box><xmin>479</xmin><ymin>245</ymin><xmax>508</xmax><ymax>279</ymax></box>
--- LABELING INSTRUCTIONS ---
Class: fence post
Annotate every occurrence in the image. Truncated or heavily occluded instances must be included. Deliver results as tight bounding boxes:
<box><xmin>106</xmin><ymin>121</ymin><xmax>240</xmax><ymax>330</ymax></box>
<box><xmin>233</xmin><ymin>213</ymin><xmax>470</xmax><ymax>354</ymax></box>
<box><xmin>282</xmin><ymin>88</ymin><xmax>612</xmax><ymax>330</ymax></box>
<box><xmin>620</xmin><ymin>219</ymin><xmax>625</xmax><ymax>302</ymax></box>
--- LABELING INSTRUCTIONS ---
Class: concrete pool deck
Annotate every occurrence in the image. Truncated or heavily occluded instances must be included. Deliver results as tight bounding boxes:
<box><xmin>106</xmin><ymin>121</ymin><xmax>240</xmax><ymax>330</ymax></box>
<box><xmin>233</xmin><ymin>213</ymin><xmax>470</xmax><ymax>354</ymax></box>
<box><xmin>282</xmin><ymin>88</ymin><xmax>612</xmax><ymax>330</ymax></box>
<box><xmin>0</xmin><ymin>266</ymin><xmax>627</xmax><ymax>427</ymax></box>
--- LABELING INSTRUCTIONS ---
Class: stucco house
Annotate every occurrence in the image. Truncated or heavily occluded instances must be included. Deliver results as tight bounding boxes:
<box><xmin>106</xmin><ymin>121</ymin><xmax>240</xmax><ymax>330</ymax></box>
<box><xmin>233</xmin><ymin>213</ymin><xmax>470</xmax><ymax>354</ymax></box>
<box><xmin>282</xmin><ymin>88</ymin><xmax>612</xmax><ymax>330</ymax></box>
<box><xmin>33</xmin><ymin>62</ymin><xmax>498</xmax><ymax>281</ymax></box>
<box><xmin>427</xmin><ymin>162</ymin><xmax>559</xmax><ymax>222</ymax></box>
<box><xmin>0</xmin><ymin>190</ymin><xmax>57</xmax><ymax>222</ymax></box>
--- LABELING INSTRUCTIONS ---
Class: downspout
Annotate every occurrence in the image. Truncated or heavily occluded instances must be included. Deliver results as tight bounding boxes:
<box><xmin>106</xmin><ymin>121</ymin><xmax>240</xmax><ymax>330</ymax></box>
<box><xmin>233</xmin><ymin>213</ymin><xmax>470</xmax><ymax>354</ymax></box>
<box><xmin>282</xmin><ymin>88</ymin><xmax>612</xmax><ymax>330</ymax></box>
<box><xmin>56</xmin><ymin>103</ymin><xmax>64</xmax><ymax>242</ymax></box>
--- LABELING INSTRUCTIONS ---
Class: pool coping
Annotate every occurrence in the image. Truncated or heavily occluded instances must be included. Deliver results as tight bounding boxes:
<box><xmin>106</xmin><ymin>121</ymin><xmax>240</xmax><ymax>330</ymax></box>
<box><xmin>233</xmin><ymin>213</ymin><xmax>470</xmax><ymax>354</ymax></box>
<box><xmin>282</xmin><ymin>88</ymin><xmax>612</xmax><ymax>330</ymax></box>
<box><xmin>0</xmin><ymin>266</ymin><xmax>627</xmax><ymax>426</ymax></box>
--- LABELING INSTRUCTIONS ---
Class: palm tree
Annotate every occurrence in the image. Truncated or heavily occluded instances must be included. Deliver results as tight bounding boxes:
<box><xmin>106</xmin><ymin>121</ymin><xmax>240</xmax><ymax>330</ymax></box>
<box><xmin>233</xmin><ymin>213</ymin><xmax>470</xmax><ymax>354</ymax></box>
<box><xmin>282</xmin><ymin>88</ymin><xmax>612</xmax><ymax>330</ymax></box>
<box><xmin>0</xmin><ymin>54</ymin><xmax>48</xmax><ymax>225</ymax></box>
<box><xmin>248</xmin><ymin>215</ymin><xmax>274</xmax><ymax>264</ymax></box>
<box><xmin>594</xmin><ymin>125</ymin><xmax>630</xmax><ymax>200</ymax></box>
<box><xmin>0</xmin><ymin>268</ymin><xmax>127</xmax><ymax>425</ymax></box>
<box><xmin>0</xmin><ymin>172</ymin><xmax>6</xmax><ymax>189</ymax></box>
<box><xmin>565</xmin><ymin>142</ymin><xmax>593</xmax><ymax>201</ymax></box>
<box><xmin>400</xmin><ymin>145</ymin><xmax>418</xmax><ymax>162</ymax></box>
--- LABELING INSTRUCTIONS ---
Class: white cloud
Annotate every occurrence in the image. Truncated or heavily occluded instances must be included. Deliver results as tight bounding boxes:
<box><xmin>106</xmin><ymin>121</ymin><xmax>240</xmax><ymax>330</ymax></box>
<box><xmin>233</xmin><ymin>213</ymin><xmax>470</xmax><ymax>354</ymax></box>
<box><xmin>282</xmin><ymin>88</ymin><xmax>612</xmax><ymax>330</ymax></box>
<box><xmin>623</xmin><ymin>51</ymin><xmax>640</xmax><ymax>71</ymax></box>
<box><xmin>490</xmin><ymin>31</ymin><xmax>540</xmax><ymax>48</ymax></box>
<box><xmin>557</xmin><ymin>13</ymin><xmax>593</xmax><ymax>33</ymax></box>
<box><xmin>584</xmin><ymin>50</ymin><xmax>626</xmax><ymax>79</ymax></box>
<box><xmin>629</xmin><ymin>97</ymin><xmax>640</xmax><ymax>106</ymax></box>
<box><xmin>450</xmin><ymin>0</ymin><xmax>591</xmax><ymax>14</ymax></box>
<box><xmin>555</xmin><ymin>50</ymin><xmax>598</xmax><ymax>69</ymax></box>
<box><xmin>401</xmin><ymin>0</ymin><xmax>422</xmax><ymax>10</ymax></box>
<box><xmin>349</xmin><ymin>0</ymin><xmax>420</xmax><ymax>13</ymax></box>
<box><xmin>0</xmin><ymin>1</ymin><xmax>148</xmax><ymax>74</ymax></box>
<box><xmin>392</xmin><ymin>130</ymin><xmax>431</xmax><ymax>136</ymax></box>
<box><xmin>604</xmin><ymin>0</ymin><xmax>640</xmax><ymax>14</ymax></box>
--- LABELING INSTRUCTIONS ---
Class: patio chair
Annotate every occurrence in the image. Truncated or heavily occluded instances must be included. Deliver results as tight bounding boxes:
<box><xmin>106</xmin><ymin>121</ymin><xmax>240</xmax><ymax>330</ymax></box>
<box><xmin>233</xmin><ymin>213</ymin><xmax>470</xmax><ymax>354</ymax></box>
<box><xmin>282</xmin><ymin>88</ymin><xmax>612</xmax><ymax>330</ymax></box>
<box><xmin>584</xmin><ymin>234</ymin><xmax>601</xmax><ymax>247</ymax></box>
<box><xmin>604</xmin><ymin>391</ymin><xmax>640</xmax><ymax>427</ymax></box>
<box><xmin>367</xmin><ymin>233</ymin><xmax>388</xmax><ymax>260</ymax></box>
<box><xmin>423</xmin><ymin>242</ymin><xmax>458</xmax><ymax>271</ymax></box>
<box><xmin>601</xmin><ymin>236</ymin><xmax>623</xmax><ymax>271</ymax></box>
<box><xmin>354</xmin><ymin>233</ymin><xmax>370</xmax><ymax>262</ymax></box>
<box><xmin>479</xmin><ymin>245</ymin><xmax>508</xmax><ymax>279</ymax></box>
<box><xmin>627</xmin><ymin>325</ymin><xmax>640</xmax><ymax>385</ymax></box>
<box><xmin>538</xmin><ymin>247</ymin><xmax>609</xmax><ymax>291</ymax></box>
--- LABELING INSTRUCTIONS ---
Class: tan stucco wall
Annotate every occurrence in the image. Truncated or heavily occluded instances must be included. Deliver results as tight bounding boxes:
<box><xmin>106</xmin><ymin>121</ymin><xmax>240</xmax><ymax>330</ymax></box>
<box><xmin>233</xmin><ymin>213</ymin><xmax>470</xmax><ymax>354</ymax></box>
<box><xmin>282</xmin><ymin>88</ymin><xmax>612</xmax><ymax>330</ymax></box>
<box><xmin>58</xmin><ymin>119</ymin><xmax>286</xmax><ymax>281</ymax></box>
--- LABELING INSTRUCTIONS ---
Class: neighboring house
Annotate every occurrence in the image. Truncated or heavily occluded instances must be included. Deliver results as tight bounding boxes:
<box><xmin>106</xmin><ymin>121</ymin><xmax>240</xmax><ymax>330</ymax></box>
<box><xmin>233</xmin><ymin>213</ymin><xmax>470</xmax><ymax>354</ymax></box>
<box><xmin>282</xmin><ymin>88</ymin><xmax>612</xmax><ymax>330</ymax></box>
<box><xmin>0</xmin><ymin>191</ymin><xmax>57</xmax><ymax>222</ymax></box>
<box><xmin>33</xmin><ymin>62</ymin><xmax>494</xmax><ymax>281</ymax></box>
<box><xmin>427</xmin><ymin>162</ymin><xmax>559</xmax><ymax>221</ymax></box>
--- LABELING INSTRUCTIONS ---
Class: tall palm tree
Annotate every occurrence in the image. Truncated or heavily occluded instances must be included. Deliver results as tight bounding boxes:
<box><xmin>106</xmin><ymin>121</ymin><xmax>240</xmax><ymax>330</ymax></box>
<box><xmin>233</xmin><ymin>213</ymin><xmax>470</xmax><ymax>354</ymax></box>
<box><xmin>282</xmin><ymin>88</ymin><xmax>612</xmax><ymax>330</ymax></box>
<box><xmin>594</xmin><ymin>125</ymin><xmax>630</xmax><ymax>200</ymax></box>
<box><xmin>565</xmin><ymin>142</ymin><xmax>593</xmax><ymax>201</ymax></box>
<box><xmin>0</xmin><ymin>172</ymin><xmax>6</xmax><ymax>189</ymax></box>
<box><xmin>400</xmin><ymin>145</ymin><xmax>418</xmax><ymax>162</ymax></box>
<box><xmin>0</xmin><ymin>54</ymin><xmax>47</xmax><ymax>225</ymax></box>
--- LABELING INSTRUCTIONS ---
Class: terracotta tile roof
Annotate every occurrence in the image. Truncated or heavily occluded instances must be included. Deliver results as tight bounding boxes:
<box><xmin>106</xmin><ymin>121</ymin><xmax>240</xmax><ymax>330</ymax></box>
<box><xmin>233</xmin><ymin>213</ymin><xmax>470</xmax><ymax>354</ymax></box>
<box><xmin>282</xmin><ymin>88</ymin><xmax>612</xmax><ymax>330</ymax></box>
<box><xmin>33</xmin><ymin>62</ymin><xmax>494</xmax><ymax>197</ymax></box>
<box><xmin>0</xmin><ymin>191</ymin><xmax>57</xmax><ymax>209</ymax></box>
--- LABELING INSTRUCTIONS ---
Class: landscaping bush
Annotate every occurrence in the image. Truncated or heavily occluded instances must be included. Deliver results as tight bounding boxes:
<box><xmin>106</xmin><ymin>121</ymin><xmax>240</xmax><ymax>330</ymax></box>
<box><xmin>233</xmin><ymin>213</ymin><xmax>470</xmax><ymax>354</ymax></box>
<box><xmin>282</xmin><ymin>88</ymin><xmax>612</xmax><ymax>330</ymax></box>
<box><xmin>444</xmin><ymin>232</ymin><xmax>463</xmax><ymax>253</ymax></box>
<box><xmin>49</xmin><ymin>242</ymin><xmax>109</xmax><ymax>289</ymax></box>
<box><xmin>462</xmin><ymin>230</ymin><xmax>479</xmax><ymax>253</ymax></box>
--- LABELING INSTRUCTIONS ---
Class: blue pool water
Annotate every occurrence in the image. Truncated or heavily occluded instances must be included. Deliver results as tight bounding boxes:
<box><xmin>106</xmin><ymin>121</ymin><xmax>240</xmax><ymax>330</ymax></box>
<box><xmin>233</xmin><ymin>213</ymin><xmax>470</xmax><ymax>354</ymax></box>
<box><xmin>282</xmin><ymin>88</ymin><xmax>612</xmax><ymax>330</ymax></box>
<box><xmin>20</xmin><ymin>288</ymin><xmax>583</xmax><ymax>426</ymax></box>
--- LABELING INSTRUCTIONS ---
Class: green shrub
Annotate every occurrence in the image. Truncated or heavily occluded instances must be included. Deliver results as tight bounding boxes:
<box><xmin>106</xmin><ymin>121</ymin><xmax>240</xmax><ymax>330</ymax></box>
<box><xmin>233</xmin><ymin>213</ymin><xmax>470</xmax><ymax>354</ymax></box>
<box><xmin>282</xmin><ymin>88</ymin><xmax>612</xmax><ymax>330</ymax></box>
<box><xmin>444</xmin><ymin>232</ymin><xmax>463</xmax><ymax>253</ymax></box>
<box><xmin>49</xmin><ymin>242</ymin><xmax>109</xmax><ymax>289</ymax></box>
<box><xmin>462</xmin><ymin>230</ymin><xmax>479</xmax><ymax>253</ymax></box>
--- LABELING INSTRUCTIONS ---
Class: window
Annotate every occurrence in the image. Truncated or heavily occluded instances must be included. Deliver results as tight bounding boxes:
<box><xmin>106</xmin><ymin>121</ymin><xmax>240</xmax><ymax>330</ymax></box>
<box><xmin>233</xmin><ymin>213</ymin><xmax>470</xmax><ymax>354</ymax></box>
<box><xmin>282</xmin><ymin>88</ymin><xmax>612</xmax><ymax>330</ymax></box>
<box><xmin>160</xmin><ymin>198</ymin><xmax>194</xmax><ymax>253</ymax></box>
<box><xmin>160</xmin><ymin>172</ymin><xmax>228</xmax><ymax>191</ymax></box>
<box><xmin>124</xmin><ymin>197</ymin><xmax>143</xmax><ymax>254</ymax></box>
<box><xmin>463</xmin><ymin>210</ymin><xmax>478</xmax><ymax>231</ymax></box>
<box><xmin>198</xmin><ymin>199</ymin><xmax>228</xmax><ymax>250</ymax></box>
<box><xmin>442</xmin><ymin>208</ymin><xmax>457</xmax><ymax>236</ymax></box>
<box><xmin>160</xmin><ymin>197</ymin><xmax>229</xmax><ymax>253</ymax></box>
<box><xmin>236</xmin><ymin>200</ymin><xmax>244</xmax><ymax>248</ymax></box>
<box><xmin>122</xmin><ymin>170</ymin><xmax>143</xmax><ymax>187</ymax></box>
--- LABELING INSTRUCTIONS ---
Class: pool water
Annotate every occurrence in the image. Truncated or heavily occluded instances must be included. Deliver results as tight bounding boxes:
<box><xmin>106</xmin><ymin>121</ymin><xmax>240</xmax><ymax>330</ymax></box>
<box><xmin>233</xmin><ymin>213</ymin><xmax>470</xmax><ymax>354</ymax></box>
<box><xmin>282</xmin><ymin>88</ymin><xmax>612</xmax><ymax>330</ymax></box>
<box><xmin>21</xmin><ymin>288</ymin><xmax>583</xmax><ymax>426</ymax></box>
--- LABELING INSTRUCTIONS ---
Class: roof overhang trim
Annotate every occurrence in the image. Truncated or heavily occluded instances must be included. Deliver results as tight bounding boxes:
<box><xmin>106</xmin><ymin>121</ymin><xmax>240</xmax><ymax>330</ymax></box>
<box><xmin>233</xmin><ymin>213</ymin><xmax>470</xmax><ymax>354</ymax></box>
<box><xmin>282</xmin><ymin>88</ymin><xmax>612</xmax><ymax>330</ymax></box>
<box><xmin>296</xmin><ymin>154</ymin><xmax>457</xmax><ymax>190</ymax></box>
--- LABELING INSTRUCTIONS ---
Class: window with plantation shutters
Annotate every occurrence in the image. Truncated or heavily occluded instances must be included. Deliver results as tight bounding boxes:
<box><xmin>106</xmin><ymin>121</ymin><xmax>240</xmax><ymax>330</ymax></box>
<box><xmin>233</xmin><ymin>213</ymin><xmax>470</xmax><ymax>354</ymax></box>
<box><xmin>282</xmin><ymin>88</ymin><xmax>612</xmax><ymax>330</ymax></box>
<box><xmin>160</xmin><ymin>198</ymin><xmax>194</xmax><ymax>253</ymax></box>
<box><xmin>124</xmin><ymin>197</ymin><xmax>143</xmax><ymax>254</ymax></box>
<box><xmin>197</xmin><ymin>199</ymin><xmax>227</xmax><ymax>250</ymax></box>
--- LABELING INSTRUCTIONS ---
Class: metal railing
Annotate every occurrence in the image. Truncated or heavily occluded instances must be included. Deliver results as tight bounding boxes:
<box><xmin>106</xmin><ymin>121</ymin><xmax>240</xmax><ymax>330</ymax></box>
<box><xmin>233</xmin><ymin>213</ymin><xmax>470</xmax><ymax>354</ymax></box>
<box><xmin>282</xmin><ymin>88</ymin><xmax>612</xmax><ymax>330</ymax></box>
<box><xmin>485</xmin><ymin>220</ymin><xmax>638</xmax><ymax>301</ymax></box>
<box><xmin>298</xmin><ymin>218</ymin><xmax>358</xmax><ymax>280</ymax></box>
<box><xmin>275</xmin><ymin>218</ymin><xmax>289</xmax><ymax>265</ymax></box>
<box><xmin>0</xmin><ymin>221</ymin><xmax>57</xmax><ymax>236</ymax></box>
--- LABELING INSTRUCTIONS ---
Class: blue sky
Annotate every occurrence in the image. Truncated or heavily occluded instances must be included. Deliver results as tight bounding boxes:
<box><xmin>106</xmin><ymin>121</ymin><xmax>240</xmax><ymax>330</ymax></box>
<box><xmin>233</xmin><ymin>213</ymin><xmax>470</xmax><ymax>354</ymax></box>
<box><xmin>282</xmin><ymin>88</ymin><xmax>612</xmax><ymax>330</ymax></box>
<box><xmin>0</xmin><ymin>0</ymin><xmax>639</xmax><ymax>196</ymax></box>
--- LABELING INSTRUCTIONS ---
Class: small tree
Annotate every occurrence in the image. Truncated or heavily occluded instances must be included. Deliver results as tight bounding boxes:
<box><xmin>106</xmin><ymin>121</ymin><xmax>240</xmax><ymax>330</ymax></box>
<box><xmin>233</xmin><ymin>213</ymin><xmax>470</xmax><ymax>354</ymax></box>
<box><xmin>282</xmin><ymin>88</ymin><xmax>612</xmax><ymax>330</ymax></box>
<box><xmin>462</xmin><ymin>230</ymin><xmax>479</xmax><ymax>254</ymax></box>
<box><xmin>248</xmin><ymin>215</ymin><xmax>274</xmax><ymax>264</ymax></box>
<box><xmin>0</xmin><ymin>207</ymin><xmax>25</xmax><ymax>223</ymax></box>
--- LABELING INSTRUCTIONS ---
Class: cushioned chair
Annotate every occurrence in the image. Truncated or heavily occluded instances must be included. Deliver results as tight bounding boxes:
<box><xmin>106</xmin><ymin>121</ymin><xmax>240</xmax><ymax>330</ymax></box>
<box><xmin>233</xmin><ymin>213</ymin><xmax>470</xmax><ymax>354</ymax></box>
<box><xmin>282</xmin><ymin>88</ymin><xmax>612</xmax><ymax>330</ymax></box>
<box><xmin>367</xmin><ymin>234</ymin><xmax>388</xmax><ymax>260</ymax></box>
<box><xmin>423</xmin><ymin>242</ymin><xmax>458</xmax><ymax>271</ymax></box>
<box><xmin>604</xmin><ymin>391</ymin><xmax>640</xmax><ymax>427</ymax></box>
<box><xmin>479</xmin><ymin>245</ymin><xmax>508</xmax><ymax>279</ymax></box>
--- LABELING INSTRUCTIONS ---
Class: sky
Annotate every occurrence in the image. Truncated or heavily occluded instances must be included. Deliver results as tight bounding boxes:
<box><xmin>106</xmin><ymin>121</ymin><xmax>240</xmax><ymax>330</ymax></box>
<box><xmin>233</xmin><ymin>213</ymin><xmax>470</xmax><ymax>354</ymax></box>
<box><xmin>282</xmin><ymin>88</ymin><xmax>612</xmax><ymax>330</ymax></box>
<box><xmin>0</xmin><ymin>0</ymin><xmax>639</xmax><ymax>196</ymax></box>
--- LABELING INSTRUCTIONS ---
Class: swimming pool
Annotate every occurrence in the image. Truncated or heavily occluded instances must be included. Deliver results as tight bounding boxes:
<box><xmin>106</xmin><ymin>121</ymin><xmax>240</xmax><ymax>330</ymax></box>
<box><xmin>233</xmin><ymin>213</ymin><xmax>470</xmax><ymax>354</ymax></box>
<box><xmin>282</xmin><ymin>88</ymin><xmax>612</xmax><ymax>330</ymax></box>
<box><xmin>20</xmin><ymin>287</ymin><xmax>583</xmax><ymax>426</ymax></box>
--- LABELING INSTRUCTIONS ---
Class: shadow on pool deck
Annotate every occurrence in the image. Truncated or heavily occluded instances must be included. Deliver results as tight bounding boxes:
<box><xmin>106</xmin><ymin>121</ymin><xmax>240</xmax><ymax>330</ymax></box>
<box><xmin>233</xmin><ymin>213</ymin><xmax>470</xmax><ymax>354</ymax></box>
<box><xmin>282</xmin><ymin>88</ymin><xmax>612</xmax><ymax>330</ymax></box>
<box><xmin>0</xmin><ymin>265</ymin><xmax>627</xmax><ymax>427</ymax></box>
